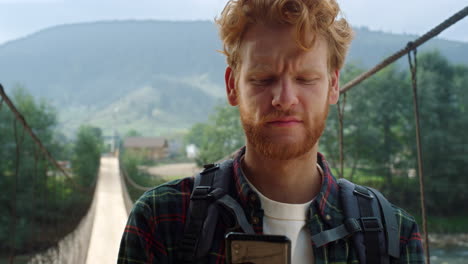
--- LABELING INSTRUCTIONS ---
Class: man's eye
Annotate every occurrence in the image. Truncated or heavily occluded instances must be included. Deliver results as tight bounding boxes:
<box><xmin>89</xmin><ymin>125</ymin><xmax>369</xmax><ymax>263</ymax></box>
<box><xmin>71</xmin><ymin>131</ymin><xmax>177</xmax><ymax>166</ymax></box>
<box><xmin>250</xmin><ymin>78</ymin><xmax>274</xmax><ymax>85</ymax></box>
<box><xmin>297</xmin><ymin>78</ymin><xmax>318</xmax><ymax>84</ymax></box>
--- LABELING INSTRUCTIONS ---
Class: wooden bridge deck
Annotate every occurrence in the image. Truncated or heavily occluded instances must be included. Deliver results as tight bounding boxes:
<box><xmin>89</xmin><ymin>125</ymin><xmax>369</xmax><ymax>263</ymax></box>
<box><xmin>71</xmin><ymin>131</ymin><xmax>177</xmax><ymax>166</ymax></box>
<box><xmin>86</xmin><ymin>156</ymin><xmax>128</xmax><ymax>264</ymax></box>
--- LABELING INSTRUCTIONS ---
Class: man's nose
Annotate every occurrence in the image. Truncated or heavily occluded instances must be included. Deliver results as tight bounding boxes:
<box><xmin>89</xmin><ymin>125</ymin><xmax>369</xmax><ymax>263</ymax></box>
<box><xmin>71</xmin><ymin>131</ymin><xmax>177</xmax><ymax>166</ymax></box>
<box><xmin>271</xmin><ymin>77</ymin><xmax>299</xmax><ymax>111</ymax></box>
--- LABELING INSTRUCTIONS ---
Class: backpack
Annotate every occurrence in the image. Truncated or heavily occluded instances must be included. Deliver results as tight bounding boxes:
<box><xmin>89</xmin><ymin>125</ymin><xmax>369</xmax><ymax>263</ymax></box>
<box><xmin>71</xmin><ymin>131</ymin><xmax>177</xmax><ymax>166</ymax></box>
<box><xmin>177</xmin><ymin>159</ymin><xmax>400</xmax><ymax>264</ymax></box>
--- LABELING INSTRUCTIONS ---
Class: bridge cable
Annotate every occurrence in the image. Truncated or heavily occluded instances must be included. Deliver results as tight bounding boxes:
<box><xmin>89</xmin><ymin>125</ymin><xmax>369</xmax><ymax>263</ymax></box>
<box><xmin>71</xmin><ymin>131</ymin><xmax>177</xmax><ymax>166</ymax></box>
<box><xmin>9</xmin><ymin>119</ymin><xmax>25</xmax><ymax>264</ymax></box>
<box><xmin>408</xmin><ymin>46</ymin><xmax>430</xmax><ymax>264</ymax></box>
<box><xmin>335</xmin><ymin>7</ymin><xmax>468</xmax><ymax>264</ymax></box>
<box><xmin>337</xmin><ymin>93</ymin><xmax>347</xmax><ymax>179</ymax></box>
<box><xmin>340</xmin><ymin>6</ymin><xmax>468</xmax><ymax>94</ymax></box>
<box><xmin>119</xmin><ymin>156</ymin><xmax>152</xmax><ymax>192</ymax></box>
<box><xmin>0</xmin><ymin>84</ymin><xmax>91</xmax><ymax>193</ymax></box>
<box><xmin>31</xmin><ymin>144</ymin><xmax>39</xmax><ymax>253</ymax></box>
<box><xmin>1</xmin><ymin>84</ymin><xmax>97</xmax><ymax>260</ymax></box>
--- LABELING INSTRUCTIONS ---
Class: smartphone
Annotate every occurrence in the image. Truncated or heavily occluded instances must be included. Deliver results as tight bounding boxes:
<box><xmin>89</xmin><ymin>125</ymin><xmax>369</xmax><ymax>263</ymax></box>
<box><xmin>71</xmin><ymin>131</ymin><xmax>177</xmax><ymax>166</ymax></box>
<box><xmin>225</xmin><ymin>232</ymin><xmax>291</xmax><ymax>264</ymax></box>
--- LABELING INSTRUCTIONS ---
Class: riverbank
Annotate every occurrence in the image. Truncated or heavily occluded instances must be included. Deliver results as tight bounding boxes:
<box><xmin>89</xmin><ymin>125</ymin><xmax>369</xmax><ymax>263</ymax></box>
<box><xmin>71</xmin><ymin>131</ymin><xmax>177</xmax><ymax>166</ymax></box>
<box><xmin>429</xmin><ymin>233</ymin><xmax>468</xmax><ymax>248</ymax></box>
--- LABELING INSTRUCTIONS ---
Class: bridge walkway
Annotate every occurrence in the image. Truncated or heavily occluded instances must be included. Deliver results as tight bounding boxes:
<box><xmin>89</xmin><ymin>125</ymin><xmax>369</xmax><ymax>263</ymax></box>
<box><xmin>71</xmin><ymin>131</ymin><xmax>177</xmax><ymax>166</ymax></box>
<box><xmin>86</xmin><ymin>156</ymin><xmax>128</xmax><ymax>264</ymax></box>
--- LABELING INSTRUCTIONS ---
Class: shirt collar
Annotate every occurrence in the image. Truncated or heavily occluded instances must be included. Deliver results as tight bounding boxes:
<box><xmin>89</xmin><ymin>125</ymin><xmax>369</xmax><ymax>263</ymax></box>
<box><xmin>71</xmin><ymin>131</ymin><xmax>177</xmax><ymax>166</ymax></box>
<box><xmin>231</xmin><ymin>147</ymin><xmax>343</xmax><ymax>229</ymax></box>
<box><xmin>232</xmin><ymin>146</ymin><xmax>252</xmax><ymax>205</ymax></box>
<box><xmin>312</xmin><ymin>152</ymin><xmax>344</xmax><ymax>228</ymax></box>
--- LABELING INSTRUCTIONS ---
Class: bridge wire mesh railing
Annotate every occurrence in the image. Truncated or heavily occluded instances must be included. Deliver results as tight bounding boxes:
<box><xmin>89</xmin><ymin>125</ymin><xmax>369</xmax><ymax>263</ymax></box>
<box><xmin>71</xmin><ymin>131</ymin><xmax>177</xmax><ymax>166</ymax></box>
<box><xmin>334</xmin><ymin>6</ymin><xmax>468</xmax><ymax>264</ymax></box>
<box><xmin>118</xmin><ymin>152</ymin><xmax>151</xmax><ymax>214</ymax></box>
<box><xmin>117</xmin><ymin>147</ymin><xmax>165</xmax><ymax>210</ymax></box>
<box><xmin>0</xmin><ymin>84</ymin><xmax>96</xmax><ymax>263</ymax></box>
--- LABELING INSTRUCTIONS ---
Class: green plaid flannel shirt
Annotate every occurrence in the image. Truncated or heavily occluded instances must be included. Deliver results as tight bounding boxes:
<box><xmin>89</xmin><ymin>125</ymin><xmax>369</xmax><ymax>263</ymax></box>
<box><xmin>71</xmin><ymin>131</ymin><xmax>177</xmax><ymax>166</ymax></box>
<box><xmin>118</xmin><ymin>147</ymin><xmax>425</xmax><ymax>263</ymax></box>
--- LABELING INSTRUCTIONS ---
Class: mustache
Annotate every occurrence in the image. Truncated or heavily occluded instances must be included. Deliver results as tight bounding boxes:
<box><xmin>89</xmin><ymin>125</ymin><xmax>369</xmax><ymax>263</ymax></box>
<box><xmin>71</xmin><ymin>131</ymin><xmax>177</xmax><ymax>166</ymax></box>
<box><xmin>259</xmin><ymin>109</ymin><xmax>302</xmax><ymax>123</ymax></box>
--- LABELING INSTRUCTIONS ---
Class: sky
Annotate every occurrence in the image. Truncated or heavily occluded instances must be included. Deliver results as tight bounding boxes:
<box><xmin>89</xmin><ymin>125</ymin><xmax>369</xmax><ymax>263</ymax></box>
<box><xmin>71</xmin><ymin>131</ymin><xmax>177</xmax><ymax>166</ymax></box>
<box><xmin>0</xmin><ymin>0</ymin><xmax>467</xmax><ymax>45</ymax></box>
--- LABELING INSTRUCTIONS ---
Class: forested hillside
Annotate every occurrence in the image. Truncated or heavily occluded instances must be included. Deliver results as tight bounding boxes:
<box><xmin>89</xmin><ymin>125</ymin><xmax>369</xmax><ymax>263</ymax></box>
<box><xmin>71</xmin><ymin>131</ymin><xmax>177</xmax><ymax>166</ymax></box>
<box><xmin>0</xmin><ymin>20</ymin><xmax>467</xmax><ymax>136</ymax></box>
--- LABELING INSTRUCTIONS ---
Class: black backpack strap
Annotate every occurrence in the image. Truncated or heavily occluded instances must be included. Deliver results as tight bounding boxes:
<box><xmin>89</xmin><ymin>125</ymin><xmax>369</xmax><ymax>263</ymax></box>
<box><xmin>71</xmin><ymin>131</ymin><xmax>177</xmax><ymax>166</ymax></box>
<box><xmin>311</xmin><ymin>218</ymin><xmax>362</xmax><ymax>247</ymax></box>
<box><xmin>353</xmin><ymin>184</ymin><xmax>386</xmax><ymax>264</ymax></box>
<box><xmin>336</xmin><ymin>178</ymin><xmax>400</xmax><ymax>264</ymax></box>
<box><xmin>178</xmin><ymin>159</ymin><xmax>254</xmax><ymax>264</ymax></box>
<box><xmin>178</xmin><ymin>163</ymin><xmax>220</xmax><ymax>264</ymax></box>
<box><xmin>368</xmin><ymin>187</ymin><xmax>400</xmax><ymax>258</ymax></box>
<box><xmin>216</xmin><ymin>194</ymin><xmax>255</xmax><ymax>234</ymax></box>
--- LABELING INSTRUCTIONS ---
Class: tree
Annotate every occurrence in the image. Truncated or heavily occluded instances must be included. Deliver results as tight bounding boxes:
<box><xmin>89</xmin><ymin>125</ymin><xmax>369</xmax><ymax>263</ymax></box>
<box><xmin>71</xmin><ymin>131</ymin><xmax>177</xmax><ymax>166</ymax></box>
<box><xmin>125</xmin><ymin>129</ymin><xmax>142</xmax><ymax>138</ymax></box>
<box><xmin>71</xmin><ymin>125</ymin><xmax>103</xmax><ymax>187</ymax></box>
<box><xmin>323</xmin><ymin>51</ymin><xmax>468</xmax><ymax>217</ymax></box>
<box><xmin>186</xmin><ymin>104</ymin><xmax>244</xmax><ymax>166</ymax></box>
<box><xmin>416</xmin><ymin>51</ymin><xmax>468</xmax><ymax>215</ymax></box>
<box><xmin>0</xmin><ymin>85</ymin><xmax>65</xmax><ymax>253</ymax></box>
<box><xmin>322</xmin><ymin>64</ymin><xmax>413</xmax><ymax>183</ymax></box>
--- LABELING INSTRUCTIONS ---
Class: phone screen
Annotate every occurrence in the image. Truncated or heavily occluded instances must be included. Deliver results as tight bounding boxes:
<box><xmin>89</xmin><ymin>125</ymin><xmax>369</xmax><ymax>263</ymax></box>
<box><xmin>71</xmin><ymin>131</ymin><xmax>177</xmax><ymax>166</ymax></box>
<box><xmin>225</xmin><ymin>232</ymin><xmax>291</xmax><ymax>264</ymax></box>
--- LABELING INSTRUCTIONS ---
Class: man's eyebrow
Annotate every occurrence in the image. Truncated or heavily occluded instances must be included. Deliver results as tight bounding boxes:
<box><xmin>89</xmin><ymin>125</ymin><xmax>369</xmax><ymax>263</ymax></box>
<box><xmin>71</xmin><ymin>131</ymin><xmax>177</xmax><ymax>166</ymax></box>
<box><xmin>296</xmin><ymin>69</ymin><xmax>324</xmax><ymax>76</ymax></box>
<box><xmin>246</xmin><ymin>64</ymin><xmax>324</xmax><ymax>76</ymax></box>
<box><xmin>245</xmin><ymin>63</ymin><xmax>274</xmax><ymax>73</ymax></box>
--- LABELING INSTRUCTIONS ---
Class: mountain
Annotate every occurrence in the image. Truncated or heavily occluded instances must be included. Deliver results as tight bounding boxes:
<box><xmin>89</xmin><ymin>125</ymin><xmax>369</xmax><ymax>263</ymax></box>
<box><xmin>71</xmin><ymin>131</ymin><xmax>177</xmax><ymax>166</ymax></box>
<box><xmin>346</xmin><ymin>27</ymin><xmax>468</xmax><ymax>67</ymax></box>
<box><xmin>0</xmin><ymin>20</ymin><xmax>467</xmax><ymax>137</ymax></box>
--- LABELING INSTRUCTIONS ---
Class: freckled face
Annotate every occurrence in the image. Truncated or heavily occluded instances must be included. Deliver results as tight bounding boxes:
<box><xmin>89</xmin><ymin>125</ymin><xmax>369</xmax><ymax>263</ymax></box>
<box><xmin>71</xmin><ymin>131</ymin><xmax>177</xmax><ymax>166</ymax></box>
<box><xmin>227</xmin><ymin>24</ymin><xmax>339</xmax><ymax>160</ymax></box>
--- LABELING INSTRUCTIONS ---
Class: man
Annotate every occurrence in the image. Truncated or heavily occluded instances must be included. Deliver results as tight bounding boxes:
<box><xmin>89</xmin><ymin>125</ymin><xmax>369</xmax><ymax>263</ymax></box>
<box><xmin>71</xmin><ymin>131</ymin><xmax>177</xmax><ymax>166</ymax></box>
<box><xmin>118</xmin><ymin>0</ymin><xmax>424</xmax><ymax>263</ymax></box>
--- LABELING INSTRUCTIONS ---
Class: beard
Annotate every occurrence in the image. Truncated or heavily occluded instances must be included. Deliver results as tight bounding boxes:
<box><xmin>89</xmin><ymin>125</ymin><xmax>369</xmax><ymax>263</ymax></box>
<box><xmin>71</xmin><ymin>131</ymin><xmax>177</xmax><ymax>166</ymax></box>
<box><xmin>239</xmin><ymin>98</ymin><xmax>329</xmax><ymax>161</ymax></box>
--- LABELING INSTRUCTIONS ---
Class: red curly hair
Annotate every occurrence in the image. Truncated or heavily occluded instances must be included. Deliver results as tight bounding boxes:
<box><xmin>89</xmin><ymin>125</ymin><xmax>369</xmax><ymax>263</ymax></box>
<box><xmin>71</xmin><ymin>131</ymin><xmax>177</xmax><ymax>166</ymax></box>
<box><xmin>216</xmin><ymin>0</ymin><xmax>353</xmax><ymax>73</ymax></box>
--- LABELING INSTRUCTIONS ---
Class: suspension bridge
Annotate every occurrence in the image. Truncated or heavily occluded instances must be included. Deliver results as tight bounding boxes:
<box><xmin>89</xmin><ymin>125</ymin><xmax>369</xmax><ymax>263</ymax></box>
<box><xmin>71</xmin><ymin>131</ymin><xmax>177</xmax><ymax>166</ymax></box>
<box><xmin>0</xmin><ymin>81</ymin><xmax>131</xmax><ymax>263</ymax></box>
<box><xmin>0</xmin><ymin>6</ymin><xmax>467</xmax><ymax>264</ymax></box>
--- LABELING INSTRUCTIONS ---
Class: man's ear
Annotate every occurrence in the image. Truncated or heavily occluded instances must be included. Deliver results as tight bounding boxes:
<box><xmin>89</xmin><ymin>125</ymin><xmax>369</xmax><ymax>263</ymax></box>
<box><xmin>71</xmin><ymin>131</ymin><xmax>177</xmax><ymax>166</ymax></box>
<box><xmin>328</xmin><ymin>69</ymin><xmax>340</xmax><ymax>105</ymax></box>
<box><xmin>225</xmin><ymin>67</ymin><xmax>238</xmax><ymax>106</ymax></box>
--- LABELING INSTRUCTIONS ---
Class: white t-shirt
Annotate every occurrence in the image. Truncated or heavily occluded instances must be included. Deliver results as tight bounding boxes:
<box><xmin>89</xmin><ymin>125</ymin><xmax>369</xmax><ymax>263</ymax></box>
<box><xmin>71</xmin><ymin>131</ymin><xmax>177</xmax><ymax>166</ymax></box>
<box><xmin>244</xmin><ymin>175</ymin><xmax>316</xmax><ymax>264</ymax></box>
